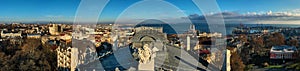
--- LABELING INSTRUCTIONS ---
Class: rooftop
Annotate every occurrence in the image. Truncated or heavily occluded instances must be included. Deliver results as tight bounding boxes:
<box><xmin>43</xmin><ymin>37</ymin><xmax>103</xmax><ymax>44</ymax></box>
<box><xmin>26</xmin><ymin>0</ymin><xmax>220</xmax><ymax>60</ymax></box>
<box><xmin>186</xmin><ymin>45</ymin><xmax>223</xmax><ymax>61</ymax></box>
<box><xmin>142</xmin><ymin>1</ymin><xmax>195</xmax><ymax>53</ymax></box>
<box><xmin>270</xmin><ymin>45</ymin><xmax>297</xmax><ymax>53</ymax></box>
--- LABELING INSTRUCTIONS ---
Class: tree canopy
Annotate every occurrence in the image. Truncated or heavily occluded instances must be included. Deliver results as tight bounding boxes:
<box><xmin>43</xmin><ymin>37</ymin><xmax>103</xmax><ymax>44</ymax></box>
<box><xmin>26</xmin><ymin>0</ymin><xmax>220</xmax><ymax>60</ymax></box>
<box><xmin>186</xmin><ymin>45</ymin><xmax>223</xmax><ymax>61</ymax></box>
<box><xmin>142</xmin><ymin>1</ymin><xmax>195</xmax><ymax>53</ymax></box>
<box><xmin>0</xmin><ymin>38</ymin><xmax>57</xmax><ymax>71</ymax></box>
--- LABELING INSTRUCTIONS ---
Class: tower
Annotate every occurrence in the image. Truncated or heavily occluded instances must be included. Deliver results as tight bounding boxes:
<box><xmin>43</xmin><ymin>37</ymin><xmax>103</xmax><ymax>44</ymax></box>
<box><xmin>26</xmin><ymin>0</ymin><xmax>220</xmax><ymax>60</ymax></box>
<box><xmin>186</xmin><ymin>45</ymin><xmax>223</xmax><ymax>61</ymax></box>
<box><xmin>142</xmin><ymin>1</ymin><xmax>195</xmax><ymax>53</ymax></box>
<box><xmin>187</xmin><ymin>35</ymin><xmax>190</xmax><ymax>51</ymax></box>
<box><xmin>190</xmin><ymin>24</ymin><xmax>196</xmax><ymax>35</ymax></box>
<box><xmin>190</xmin><ymin>24</ymin><xmax>195</xmax><ymax>31</ymax></box>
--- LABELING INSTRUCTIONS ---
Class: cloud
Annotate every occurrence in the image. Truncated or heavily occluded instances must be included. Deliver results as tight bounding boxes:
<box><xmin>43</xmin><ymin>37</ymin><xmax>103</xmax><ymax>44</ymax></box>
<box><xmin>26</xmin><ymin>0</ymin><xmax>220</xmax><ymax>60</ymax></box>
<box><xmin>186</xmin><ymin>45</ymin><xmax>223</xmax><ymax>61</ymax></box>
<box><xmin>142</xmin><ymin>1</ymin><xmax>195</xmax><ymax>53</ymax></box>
<box><xmin>184</xmin><ymin>10</ymin><xmax>300</xmax><ymax>24</ymax></box>
<box><xmin>176</xmin><ymin>10</ymin><xmax>186</xmax><ymax>13</ymax></box>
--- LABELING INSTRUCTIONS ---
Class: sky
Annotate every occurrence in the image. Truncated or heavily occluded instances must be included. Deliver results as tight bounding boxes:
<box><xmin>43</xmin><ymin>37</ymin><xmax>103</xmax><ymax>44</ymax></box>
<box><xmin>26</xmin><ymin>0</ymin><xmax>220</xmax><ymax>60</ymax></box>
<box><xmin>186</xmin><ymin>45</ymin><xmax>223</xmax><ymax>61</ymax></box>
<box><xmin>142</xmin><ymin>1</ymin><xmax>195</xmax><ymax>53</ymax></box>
<box><xmin>1</xmin><ymin>0</ymin><xmax>300</xmax><ymax>24</ymax></box>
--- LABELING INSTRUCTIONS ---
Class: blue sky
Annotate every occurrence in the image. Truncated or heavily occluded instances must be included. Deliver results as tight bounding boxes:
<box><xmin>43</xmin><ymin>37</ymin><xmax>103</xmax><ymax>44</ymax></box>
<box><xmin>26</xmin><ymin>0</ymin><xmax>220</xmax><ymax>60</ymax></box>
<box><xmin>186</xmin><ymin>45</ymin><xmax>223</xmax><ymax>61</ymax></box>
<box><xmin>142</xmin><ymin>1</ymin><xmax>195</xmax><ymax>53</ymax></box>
<box><xmin>1</xmin><ymin>0</ymin><xmax>300</xmax><ymax>24</ymax></box>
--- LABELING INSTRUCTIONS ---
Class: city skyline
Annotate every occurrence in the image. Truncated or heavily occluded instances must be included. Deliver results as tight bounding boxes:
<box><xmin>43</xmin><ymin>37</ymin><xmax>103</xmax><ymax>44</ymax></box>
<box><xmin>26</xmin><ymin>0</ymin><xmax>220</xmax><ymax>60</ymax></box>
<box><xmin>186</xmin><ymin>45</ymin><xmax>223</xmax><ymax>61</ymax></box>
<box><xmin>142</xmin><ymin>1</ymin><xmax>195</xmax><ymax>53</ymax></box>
<box><xmin>1</xmin><ymin>0</ymin><xmax>300</xmax><ymax>24</ymax></box>
<box><xmin>0</xmin><ymin>1</ymin><xmax>300</xmax><ymax>70</ymax></box>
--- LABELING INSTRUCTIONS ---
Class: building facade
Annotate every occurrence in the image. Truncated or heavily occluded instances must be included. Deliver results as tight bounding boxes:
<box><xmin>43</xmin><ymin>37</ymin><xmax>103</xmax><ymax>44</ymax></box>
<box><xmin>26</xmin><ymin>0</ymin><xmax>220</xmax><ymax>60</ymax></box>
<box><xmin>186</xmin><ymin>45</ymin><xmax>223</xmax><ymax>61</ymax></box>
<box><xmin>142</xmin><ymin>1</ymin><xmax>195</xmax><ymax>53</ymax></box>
<box><xmin>56</xmin><ymin>46</ymin><xmax>78</xmax><ymax>71</ymax></box>
<box><xmin>270</xmin><ymin>45</ymin><xmax>298</xmax><ymax>59</ymax></box>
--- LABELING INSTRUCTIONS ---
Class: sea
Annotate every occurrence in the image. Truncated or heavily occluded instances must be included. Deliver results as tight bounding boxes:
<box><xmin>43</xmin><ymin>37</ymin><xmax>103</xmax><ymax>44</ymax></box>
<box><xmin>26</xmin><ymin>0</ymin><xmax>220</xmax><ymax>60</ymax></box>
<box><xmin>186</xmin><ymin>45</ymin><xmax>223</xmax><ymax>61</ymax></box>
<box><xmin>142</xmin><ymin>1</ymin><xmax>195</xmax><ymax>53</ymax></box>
<box><xmin>134</xmin><ymin>23</ymin><xmax>300</xmax><ymax>35</ymax></box>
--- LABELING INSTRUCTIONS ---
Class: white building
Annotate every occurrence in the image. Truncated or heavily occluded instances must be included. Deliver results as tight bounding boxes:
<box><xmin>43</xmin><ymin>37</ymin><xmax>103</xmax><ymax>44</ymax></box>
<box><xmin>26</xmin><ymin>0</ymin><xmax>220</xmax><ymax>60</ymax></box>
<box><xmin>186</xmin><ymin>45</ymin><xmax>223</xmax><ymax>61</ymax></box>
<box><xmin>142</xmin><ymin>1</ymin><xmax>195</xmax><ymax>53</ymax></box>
<box><xmin>57</xmin><ymin>46</ymin><xmax>78</xmax><ymax>71</ymax></box>
<box><xmin>270</xmin><ymin>45</ymin><xmax>298</xmax><ymax>59</ymax></box>
<box><xmin>186</xmin><ymin>35</ymin><xmax>190</xmax><ymax>51</ymax></box>
<box><xmin>198</xmin><ymin>32</ymin><xmax>222</xmax><ymax>38</ymax></box>
<box><xmin>1</xmin><ymin>30</ymin><xmax>22</xmax><ymax>38</ymax></box>
<box><xmin>135</xmin><ymin>26</ymin><xmax>163</xmax><ymax>33</ymax></box>
<box><xmin>27</xmin><ymin>34</ymin><xmax>41</xmax><ymax>39</ymax></box>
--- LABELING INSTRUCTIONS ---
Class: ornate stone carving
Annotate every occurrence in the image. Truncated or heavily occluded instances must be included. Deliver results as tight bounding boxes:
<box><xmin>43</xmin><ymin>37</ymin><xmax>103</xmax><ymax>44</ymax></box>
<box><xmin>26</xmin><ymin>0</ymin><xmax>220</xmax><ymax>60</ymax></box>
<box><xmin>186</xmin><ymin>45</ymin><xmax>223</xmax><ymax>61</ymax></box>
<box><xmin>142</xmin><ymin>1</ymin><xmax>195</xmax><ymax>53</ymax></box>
<box><xmin>138</xmin><ymin>44</ymin><xmax>152</xmax><ymax>64</ymax></box>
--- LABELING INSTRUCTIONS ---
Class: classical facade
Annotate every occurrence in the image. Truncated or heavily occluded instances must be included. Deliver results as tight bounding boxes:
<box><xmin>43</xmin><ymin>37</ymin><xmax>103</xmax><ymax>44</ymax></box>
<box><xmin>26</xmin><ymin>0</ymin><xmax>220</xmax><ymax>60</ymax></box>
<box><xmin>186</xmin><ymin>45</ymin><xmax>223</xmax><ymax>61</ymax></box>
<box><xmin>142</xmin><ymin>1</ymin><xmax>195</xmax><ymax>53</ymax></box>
<box><xmin>56</xmin><ymin>46</ymin><xmax>78</xmax><ymax>71</ymax></box>
<box><xmin>131</xmin><ymin>27</ymin><xmax>168</xmax><ymax>49</ymax></box>
<box><xmin>56</xmin><ymin>38</ymin><xmax>95</xmax><ymax>70</ymax></box>
<box><xmin>131</xmin><ymin>26</ymin><xmax>168</xmax><ymax>70</ymax></box>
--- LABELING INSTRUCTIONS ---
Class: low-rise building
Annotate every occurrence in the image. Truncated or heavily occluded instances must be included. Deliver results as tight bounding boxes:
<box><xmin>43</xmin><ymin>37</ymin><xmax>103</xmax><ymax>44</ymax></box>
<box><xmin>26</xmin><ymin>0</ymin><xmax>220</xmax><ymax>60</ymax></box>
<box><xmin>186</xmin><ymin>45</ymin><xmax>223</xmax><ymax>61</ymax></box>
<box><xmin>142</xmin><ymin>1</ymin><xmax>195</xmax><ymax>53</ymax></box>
<box><xmin>270</xmin><ymin>45</ymin><xmax>298</xmax><ymax>59</ymax></box>
<box><xmin>198</xmin><ymin>32</ymin><xmax>222</xmax><ymax>38</ymax></box>
<box><xmin>1</xmin><ymin>30</ymin><xmax>22</xmax><ymax>38</ymax></box>
<box><xmin>27</xmin><ymin>34</ymin><xmax>41</xmax><ymax>39</ymax></box>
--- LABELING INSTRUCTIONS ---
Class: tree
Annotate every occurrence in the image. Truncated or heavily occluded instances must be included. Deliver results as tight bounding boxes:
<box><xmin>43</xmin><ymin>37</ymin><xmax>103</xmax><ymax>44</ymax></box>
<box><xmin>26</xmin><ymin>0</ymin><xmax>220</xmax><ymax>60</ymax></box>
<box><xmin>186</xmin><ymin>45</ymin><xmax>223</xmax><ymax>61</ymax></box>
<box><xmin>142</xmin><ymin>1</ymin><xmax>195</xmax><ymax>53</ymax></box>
<box><xmin>273</xmin><ymin>33</ymin><xmax>285</xmax><ymax>45</ymax></box>
<box><xmin>265</xmin><ymin>33</ymin><xmax>285</xmax><ymax>47</ymax></box>
<box><xmin>286</xmin><ymin>59</ymin><xmax>300</xmax><ymax>70</ymax></box>
<box><xmin>20</xmin><ymin>39</ymin><xmax>41</xmax><ymax>51</ymax></box>
<box><xmin>239</xmin><ymin>46</ymin><xmax>251</xmax><ymax>64</ymax></box>
<box><xmin>238</xmin><ymin>34</ymin><xmax>248</xmax><ymax>43</ymax></box>
<box><xmin>0</xmin><ymin>38</ymin><xmax>57</xmax><ymax>71</ymax></box>
<box><xmin>288</xmin><ymin>39</ymin><xmax>298</xmax><ymax>47</ymax></box>
<box><xmin>230</xmin><ymin>50</ymin><xmax>245</xmax><ymax>71</ymax></box>
<box><xmin>250</xmin><ymin>36</ymin><xmax>265</xmax><ymax>55</ymax></box>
